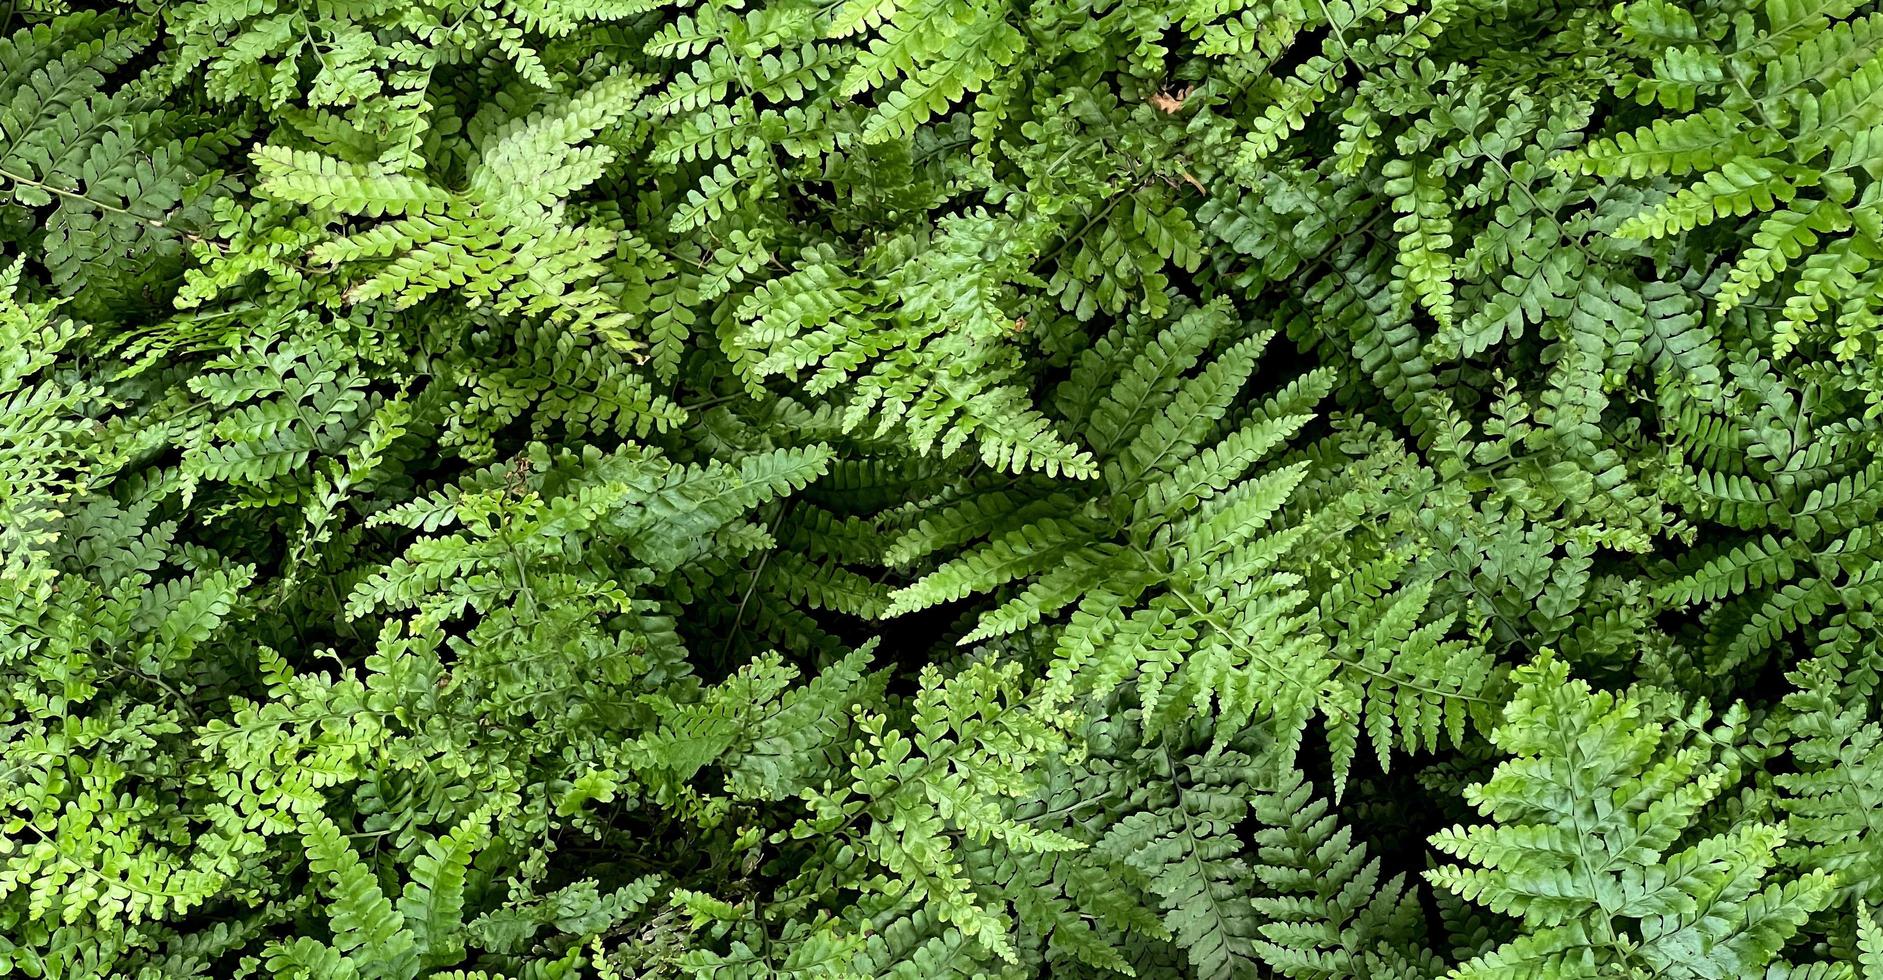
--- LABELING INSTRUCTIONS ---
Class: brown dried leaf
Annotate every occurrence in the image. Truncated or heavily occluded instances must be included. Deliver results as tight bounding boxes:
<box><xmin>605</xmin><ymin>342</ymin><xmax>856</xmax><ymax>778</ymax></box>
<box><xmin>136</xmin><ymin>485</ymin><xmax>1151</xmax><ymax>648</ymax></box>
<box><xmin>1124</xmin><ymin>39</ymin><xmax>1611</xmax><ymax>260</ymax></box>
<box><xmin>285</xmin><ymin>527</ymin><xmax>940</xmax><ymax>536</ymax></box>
<box><xmin>1149</xmin><ymin>85</ymin><xmax>1194</xmax><ymax>114</ymax></box>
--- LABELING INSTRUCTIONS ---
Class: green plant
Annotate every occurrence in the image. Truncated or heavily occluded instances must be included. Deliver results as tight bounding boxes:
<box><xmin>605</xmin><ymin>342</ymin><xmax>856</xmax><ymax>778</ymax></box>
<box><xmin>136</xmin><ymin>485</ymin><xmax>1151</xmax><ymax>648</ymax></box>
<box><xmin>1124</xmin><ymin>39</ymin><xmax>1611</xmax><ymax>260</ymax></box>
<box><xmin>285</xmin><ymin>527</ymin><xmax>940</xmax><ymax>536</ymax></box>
<box><xmin>5</xmin><ymin>0</ymin><xmax>1883</xmax><ymax>976</ymax></box>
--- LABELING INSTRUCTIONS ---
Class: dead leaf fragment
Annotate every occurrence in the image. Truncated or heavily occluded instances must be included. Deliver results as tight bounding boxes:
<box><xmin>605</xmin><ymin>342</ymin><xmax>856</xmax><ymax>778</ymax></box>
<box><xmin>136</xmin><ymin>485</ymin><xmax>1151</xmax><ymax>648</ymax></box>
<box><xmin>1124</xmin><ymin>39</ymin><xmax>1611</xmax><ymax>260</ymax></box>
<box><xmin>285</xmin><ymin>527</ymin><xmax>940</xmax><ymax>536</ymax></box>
<box><xmin>1149</xmin><ymin>85</ymin><xmax>1194</xmax><ymax>114</ymax></box>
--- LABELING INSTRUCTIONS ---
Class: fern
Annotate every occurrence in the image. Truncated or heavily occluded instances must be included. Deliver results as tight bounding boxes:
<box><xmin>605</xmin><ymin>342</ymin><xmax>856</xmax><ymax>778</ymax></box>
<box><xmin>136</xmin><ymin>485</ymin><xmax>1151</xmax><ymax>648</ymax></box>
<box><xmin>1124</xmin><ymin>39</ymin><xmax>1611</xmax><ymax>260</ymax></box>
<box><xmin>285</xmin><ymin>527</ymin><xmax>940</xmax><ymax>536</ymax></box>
<box><xmin>254</xmin><ymin>71</ymin><xmax>653</xmax><ymax>349</ymax></box>
<box><xmin>1098</xmin><ymin>747</ymin><xmax>1266</xmax><ymax>979</ymax></box>
<box><xmin>887</xmin><ymin>301</ymin><xmax>1490</xmax><ymax>781</ymax></box>
<box><xmin>1429</xmin><ymin>656</ymin><xmax>1839</xmax><ymax>979</ymax></box>
<box><xmin>1249</xmin><ymin>770</ymin><xmax>1436</xmax><ymax>979</ymax></box>
<box><xmin>0</xmin><ymin>12</ymin><xmax>230</xmax><ymax>315</ymax></box>
<box><xmin>8</xmin><ymin>0</ymin><xmax>1883</xmax><ymax>975</ymax></box>
<box><xmin>1779</xmin><ymin>657</ymin><xmax>1883</xmax><ymax>908</ymax></box>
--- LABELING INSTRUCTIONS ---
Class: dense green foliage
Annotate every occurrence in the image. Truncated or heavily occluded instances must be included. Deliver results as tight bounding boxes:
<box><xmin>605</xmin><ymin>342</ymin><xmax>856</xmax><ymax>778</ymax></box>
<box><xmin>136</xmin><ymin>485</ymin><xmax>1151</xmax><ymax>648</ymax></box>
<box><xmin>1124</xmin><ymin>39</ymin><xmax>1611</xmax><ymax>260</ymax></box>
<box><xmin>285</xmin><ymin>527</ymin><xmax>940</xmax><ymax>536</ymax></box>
<box><xmin>7</xmin><ymin>0</ymin><xmax>1883</xmax><ymax>975</ymax></box>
